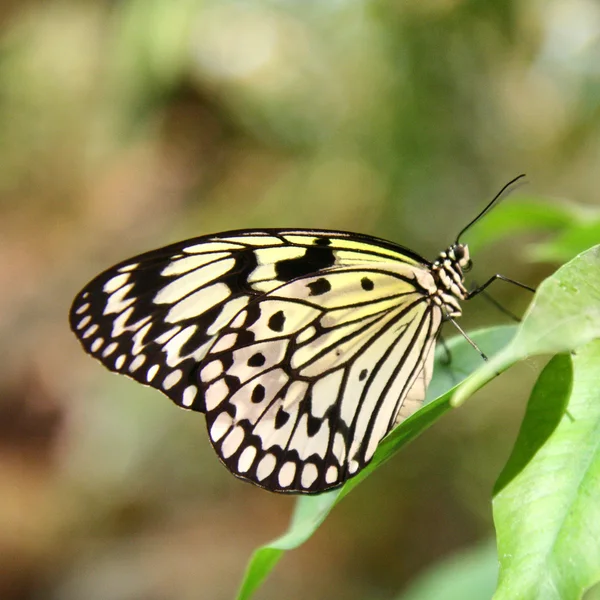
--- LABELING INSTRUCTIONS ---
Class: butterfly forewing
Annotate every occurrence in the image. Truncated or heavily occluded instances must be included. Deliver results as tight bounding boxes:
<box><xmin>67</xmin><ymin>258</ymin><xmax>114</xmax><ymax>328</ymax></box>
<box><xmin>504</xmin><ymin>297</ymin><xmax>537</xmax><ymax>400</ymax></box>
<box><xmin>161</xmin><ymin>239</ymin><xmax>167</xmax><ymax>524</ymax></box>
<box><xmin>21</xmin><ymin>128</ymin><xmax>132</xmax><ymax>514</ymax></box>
<box><xmin>70</xmin><ymin>229</ymin><xmax>444</xmax><ymax>493</ymax></box>
<box><xmin>70</xmin><ymin>230</ymin><xmax>428</xmax><ymax>408</ymax></box>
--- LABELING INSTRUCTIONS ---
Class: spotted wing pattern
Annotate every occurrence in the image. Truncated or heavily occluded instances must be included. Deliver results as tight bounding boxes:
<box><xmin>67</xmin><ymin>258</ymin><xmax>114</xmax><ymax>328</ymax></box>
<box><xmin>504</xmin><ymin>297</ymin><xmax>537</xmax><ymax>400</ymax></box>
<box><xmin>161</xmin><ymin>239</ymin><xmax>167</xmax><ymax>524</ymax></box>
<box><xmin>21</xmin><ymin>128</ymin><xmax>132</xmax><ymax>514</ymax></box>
<box><xmin>70</xmin><ymin>229</ymin><xmax>441</xmax><ymax>493</ymax></box>
<box><xmin>202</xmin><ymin>268</ymin><xmax>443</xmax><ymax>492</ymax></box>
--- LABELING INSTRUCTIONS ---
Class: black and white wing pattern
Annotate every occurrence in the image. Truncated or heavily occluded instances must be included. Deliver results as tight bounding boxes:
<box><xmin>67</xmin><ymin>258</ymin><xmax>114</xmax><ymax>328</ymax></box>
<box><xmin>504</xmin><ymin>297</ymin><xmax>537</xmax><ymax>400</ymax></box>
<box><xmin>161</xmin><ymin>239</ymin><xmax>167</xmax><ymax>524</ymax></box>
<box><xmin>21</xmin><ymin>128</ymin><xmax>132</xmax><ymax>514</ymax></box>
<box><xmin>202</xmin><ymin>268</ymin><xmax>442</xmax><ymax>492</ymax></box>
<box><xmin>70</xmin><ymin>229</ymin><xmax>445</xmax><ymax>493</ymax></box>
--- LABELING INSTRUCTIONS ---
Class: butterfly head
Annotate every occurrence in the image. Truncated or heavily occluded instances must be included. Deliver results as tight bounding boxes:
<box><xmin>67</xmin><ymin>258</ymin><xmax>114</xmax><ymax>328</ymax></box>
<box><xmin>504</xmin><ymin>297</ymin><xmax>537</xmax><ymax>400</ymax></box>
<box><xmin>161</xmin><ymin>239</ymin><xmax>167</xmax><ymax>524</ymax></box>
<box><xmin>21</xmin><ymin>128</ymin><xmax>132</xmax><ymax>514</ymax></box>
<box><xmin>449</xmin><ymin>243</ymin><xmax>472</xmax><ymax>274</ymax></box>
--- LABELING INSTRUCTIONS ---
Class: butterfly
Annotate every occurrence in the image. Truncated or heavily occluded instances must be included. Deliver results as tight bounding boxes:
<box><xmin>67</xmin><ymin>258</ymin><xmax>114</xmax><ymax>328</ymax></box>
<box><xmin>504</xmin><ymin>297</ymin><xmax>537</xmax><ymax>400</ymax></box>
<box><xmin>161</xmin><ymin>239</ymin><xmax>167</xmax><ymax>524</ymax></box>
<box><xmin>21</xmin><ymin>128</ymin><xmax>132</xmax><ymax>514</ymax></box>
<box><xmin>69</xmin><ymin>175</ymin><xmax>532</xmax><ymax>493</ymax></box>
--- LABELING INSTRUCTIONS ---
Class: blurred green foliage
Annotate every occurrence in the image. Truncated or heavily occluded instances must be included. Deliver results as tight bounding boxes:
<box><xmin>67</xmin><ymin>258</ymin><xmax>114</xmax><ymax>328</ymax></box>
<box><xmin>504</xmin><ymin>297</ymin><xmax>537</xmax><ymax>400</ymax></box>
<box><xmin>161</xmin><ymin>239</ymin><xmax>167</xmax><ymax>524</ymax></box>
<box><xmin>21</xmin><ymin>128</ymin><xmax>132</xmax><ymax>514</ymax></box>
<box><xmin>2</xmin><ymin>0</ymin><xmax>600</xmax><ymax>599</ymax></box>
<box><xmin>396</xmin><ymin>539</ymin><xmax>498</xmax><ymax>600</ymax></box>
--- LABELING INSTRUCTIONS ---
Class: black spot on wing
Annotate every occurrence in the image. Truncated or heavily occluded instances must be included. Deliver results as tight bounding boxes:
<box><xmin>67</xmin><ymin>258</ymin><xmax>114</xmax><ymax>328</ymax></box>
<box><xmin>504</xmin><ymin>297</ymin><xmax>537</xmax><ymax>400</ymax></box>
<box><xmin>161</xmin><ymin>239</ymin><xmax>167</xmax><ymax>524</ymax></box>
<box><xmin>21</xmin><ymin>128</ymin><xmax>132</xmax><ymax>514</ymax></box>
<box><xmin>223</xmin><ymin>374</ymin><xmax>241</xmax><ymax>391</ymax></box>
<box><xmin>275</xmin><ymin>408</ymin><xmax>290</xmax><ymax>429</ymax></box>
<box><xmin>359</xmin><ymin>369</ymin><xmax>368</xmax><ymax>381</ymax></box>
<box><xmin>361</xmin><ymin>277</ymin><xmax>374</xmax><ymax>291</ymax></box>
<box><xmin>275</xmin><ymin>246</ymin><xmax>336</xmax><ymax>281</ymax></box>
<box><xmin>251</xmin><ymin>384</ymin><xmax>265</xmax><ymax>403</ymax></box>
<box><xmin>247</xmin><ymin>352</ymin><xmax>266</xmax><ymax>367</ymax></box>
<box><xmin>307</xmin><ymin>278</ymin><xmax>331</xmax><ymax>296</ymax></box>
<box><xmin>307</xmin><ymin>415</ymin><xmax>322</xmax><ymax>437</ymax></box>
<box><xmin>268</xmin><ymin>310</ymin><xmax>286</xmax><ymax>332</ymax></box>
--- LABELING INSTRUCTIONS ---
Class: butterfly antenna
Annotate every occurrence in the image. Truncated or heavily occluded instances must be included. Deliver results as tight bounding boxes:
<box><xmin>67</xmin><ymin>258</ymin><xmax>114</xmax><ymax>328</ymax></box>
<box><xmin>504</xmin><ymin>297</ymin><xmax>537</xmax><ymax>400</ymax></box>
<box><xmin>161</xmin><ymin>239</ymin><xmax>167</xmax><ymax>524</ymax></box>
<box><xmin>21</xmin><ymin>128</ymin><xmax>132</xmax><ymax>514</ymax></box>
<box><xmin>455</xmin><ymin>174</ymin><xmax>527</xmax><ymax>244</ymax></box>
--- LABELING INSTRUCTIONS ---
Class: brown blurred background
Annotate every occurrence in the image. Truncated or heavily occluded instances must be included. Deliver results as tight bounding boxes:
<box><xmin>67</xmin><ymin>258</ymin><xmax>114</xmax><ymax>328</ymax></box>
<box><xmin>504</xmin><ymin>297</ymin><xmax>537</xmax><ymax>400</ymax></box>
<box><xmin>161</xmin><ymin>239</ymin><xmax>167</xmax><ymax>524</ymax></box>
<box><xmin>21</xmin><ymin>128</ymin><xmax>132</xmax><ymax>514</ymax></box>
<box><xmin>2</xmin><ymin>1</ymin><xmax>600</xmax><ymax>599</ymax></box>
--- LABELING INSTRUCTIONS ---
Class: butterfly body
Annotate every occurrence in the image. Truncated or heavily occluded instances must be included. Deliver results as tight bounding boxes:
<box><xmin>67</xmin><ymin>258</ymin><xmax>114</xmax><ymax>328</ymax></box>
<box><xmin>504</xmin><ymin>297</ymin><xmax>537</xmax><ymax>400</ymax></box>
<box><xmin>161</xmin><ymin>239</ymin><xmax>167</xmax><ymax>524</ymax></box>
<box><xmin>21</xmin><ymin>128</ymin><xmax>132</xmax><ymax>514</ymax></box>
<box><xmin>70</xmin><ymin>229</ymin><xmax>472</xmax><ymax>493</ymax></box>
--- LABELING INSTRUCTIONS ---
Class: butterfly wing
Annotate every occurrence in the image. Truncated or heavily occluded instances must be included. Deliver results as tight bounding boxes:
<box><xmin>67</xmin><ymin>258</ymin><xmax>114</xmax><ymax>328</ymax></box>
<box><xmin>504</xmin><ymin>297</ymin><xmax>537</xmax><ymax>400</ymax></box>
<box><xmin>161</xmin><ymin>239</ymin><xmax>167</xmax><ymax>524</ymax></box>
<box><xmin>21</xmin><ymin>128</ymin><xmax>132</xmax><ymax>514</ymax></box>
<box><xmin>70</xmin><ymin>229</ymin><xmax>442</xmax><ymax>492</ymax></box>
<box><xmin>201</xmin><ymin>265</ymin><xmax>443</xmax><ymax>492</ymax></box>
<box><xmin>69</xmin><ymin>230</ymin><xmax>428</xmax><ymax>411</ymax></box>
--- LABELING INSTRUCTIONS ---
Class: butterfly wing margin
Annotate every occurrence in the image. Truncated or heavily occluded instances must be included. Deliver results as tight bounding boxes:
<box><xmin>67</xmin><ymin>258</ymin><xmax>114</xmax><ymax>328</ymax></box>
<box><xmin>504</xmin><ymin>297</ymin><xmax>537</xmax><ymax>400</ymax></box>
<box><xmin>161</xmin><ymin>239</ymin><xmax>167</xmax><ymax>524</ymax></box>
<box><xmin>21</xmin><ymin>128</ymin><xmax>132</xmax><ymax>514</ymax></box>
<box><xmin>69</xmin><ymin>230</ymin><xmax>430</xmax><ymax>411</ymax></box>
<box><xmin>393</xmin><ymin>325</ymin><xmax>437</xmax><ymax>425</ymax></box>
<box><xmin>70</xmin><ymin>237</ymin><xmax>261</xmax><ymax>410</ymax></box>
<box><xmin>200</xmin><ymin>266</ymin><xmax>443</xmax><ymax>493</ymax></box>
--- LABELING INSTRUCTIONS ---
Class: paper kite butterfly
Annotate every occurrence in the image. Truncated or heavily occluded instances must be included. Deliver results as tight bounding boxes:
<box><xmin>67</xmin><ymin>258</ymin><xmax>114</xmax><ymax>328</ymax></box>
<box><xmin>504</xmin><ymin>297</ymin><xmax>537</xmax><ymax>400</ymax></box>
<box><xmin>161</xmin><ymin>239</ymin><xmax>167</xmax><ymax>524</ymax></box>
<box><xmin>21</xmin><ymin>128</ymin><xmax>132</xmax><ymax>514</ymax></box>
<box><xmin>69</xmin><ymin>176</ymin><xmax>532</xmax><ymax>493</ymax></box>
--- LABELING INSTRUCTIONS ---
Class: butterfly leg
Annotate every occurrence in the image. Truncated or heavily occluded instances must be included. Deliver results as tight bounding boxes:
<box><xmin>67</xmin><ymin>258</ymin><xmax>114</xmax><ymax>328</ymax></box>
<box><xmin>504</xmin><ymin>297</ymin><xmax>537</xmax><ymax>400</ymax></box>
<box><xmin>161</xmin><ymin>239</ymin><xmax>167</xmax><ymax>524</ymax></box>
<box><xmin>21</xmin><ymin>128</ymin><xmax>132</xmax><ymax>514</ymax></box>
<box><xmin>466</xmin><ymin>274</ymin><xmax>535</xmax><ymax>298</ymax></box>
<box><xmin>469</xmin><ymin>280</ymin><xmax>522</xmax><ymax>323</ymax></box>
<box><xmin>447</xmin><ymin>318</ymin><xmax>488</xmax><ymax>362</ymax></box>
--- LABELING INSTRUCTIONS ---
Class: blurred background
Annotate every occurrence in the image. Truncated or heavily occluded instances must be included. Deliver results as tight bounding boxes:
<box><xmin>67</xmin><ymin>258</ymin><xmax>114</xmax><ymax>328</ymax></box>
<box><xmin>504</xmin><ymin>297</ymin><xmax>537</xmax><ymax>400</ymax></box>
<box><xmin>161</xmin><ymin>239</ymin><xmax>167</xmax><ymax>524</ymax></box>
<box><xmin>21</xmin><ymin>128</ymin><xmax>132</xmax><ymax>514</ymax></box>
<box><xmin>2</xmin><ymin>0</ymin><xmax>600</xmax><ymax>599</ymax></box>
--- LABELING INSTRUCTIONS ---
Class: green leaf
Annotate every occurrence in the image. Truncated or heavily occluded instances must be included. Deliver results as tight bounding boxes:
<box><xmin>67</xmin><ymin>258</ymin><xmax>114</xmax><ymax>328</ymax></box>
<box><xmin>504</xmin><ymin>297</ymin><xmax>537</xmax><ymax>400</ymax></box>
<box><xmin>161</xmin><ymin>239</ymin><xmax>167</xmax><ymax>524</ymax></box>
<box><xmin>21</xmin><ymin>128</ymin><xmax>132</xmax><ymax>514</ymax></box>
<box><xmin>493</xmin><ymin>354</ymin><xmax>573</xmax><ymax>495</ymax></box>
<box><xmin>493</xmin><ymin>342</ymin><xmax>600</xmax><ymax>599</ymax></box>
<box><xmin>236</xmin><ymin>490</ymin><xmax>340</xmax><ymax>600</ymax></box>
<box><xmin>452</xmin><ymin>245</ymin><xmax>600</xmax><ymax>407</ymax></box>
<box><xmin>396</xmin><ymin>539</ymin><xmax>499</xmax><ymax>600</ymax></box>
<box><xmin>530</xmin><ymin>219</ymin><xmax>600</xmax><ymax>263</ymax></box>
<box><xmin>236</xmin><ymin>326</ymin><xmax>516</xmax><ymax>600</ymax></box>
<box><xmin>465</xmin><ymin>197</ymin><xmax>579</xmax><ymax>253</ymax></box>
<box><xmin>464</xmin><ymin>196</ymin><xmax>600</xmax><ymax>266</ymax></box>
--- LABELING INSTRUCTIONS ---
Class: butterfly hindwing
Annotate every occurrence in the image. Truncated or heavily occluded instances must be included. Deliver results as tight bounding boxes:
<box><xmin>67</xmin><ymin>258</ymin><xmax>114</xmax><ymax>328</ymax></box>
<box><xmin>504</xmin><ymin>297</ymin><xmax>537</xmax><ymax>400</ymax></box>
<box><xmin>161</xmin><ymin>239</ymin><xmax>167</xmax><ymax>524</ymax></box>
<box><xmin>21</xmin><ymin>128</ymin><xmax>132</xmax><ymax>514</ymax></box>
<box><xmin>201</xmin><ymin>266</ymin><xmax>443</xmax><ymax>492</ymax></box>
